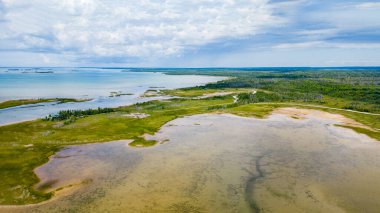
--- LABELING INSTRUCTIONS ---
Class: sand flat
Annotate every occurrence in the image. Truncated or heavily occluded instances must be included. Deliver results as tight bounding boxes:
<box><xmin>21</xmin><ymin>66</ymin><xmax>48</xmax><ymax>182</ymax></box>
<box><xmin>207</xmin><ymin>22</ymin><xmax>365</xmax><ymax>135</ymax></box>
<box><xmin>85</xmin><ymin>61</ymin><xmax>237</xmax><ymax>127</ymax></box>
<box><xmin>2</xmin><ymin>110</ymin><xmax>380</xmax><ymax>213</ymax></box>
<box><xmin>274</xmin><ymin>107</ymin><xmax>374</xmax><ymax>130</ymax></box>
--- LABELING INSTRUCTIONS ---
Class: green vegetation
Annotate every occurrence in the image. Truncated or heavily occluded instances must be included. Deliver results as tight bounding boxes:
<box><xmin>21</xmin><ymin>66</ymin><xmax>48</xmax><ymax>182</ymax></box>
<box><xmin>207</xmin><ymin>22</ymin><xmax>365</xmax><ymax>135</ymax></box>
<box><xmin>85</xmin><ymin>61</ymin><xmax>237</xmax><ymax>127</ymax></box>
<box><xmin>0</xmin><ymin>68</ymin><xmax>380</xmax><ymax>205</ymax></box>
<box><xmin>109</xmin><ymin>91</ymin><xmax>134</xmax><ymax>97</ymax></box>
<box><xmin>222</xmin><ymin>103</ymin><xmax>279</xmax><ymax>118</ymax></box>
<box><xmin>44</xmin><ymin>107</ymin><xmax>115</xmax><ymax>121</ymax></box>
<box><xmin>129</xmin><ymin>137</ymin><xmax>158</xmax><ymax>147</ymax></box>
<box><xmin>0</xmin><ymin>98</ymin><xmax>90</xmax><ymax>110</ymax></box>
<box><xmin>0</xmin><ymin>96</ymin><xmax>233</xmax><ymax>204</ymax></box>
<box><xmin>161</xmin><ymin>69</ymin><xmax>380</xmax><ymax>113</ymax></box>
<box><xmin>159</xmin><ymin>87</ymin><xmax>252</xmax><ymax>97</ymax></box>
<box><xmin>237</xmin><ymin>91</ymin><xmax>323</xmax><ymax>104</ymax></box>
<box><xmin>335</xmin><ymin>125</ymin><xmax>380</xmax><ymax>141</ymax></box>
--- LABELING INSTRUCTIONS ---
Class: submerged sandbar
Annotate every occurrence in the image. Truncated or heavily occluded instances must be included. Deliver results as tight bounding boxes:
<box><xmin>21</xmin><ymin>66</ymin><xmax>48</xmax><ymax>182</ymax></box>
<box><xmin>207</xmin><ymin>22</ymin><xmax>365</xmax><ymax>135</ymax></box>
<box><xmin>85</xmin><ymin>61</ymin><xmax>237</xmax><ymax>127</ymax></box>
<box><xmin>2</xmin><ymin>110</ymin><xmax>379</xmax><ymax>213</ymax></box>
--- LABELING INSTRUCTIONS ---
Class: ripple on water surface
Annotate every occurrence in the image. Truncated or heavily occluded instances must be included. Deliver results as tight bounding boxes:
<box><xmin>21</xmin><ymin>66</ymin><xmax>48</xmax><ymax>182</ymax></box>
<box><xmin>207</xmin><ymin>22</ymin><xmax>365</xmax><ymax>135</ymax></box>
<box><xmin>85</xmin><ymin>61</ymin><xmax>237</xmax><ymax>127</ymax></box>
<box><xmin>3</xmin><ymin>112</ymin><xmax>380</xmax><ymax>213</ymax></box>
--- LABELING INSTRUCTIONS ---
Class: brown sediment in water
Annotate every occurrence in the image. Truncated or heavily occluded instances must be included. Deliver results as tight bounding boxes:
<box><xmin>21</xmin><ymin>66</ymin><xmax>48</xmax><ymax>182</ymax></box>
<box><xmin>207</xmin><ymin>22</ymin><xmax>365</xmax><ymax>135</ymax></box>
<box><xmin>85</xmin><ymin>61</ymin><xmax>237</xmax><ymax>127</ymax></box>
<box><xmin>34</xmin><ymin>140</ymin><xmax>136</xmax><ymax>192</ymax></box>
<box><xmin>273</xmin><ymin>107</ymin><xmax>374</xmax><ymax>130</ymax></box>
<box><xmin>1</xmin><ymin>111</ymin><xmax>380</xmax><ymax>213</ymax></box>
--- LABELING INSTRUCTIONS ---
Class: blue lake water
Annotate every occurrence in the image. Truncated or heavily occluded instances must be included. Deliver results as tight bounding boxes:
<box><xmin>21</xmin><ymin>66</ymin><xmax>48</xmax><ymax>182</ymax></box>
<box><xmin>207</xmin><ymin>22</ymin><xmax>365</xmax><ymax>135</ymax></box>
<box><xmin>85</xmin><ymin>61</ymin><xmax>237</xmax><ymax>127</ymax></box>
<box><xmin>0</xmin><ymin>68</ymin><xmax>225</xmax><ymax>125</ymax></box>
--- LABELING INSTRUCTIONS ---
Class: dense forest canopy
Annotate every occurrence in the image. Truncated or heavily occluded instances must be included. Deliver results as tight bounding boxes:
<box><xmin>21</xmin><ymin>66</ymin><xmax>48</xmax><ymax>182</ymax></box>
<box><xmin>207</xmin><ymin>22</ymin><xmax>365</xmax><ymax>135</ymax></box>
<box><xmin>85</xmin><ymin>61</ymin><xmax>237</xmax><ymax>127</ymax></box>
<box><xmin>158</xmin><ymin>68</ymin><xmax>380</xmax><ymax>113</ymax></box>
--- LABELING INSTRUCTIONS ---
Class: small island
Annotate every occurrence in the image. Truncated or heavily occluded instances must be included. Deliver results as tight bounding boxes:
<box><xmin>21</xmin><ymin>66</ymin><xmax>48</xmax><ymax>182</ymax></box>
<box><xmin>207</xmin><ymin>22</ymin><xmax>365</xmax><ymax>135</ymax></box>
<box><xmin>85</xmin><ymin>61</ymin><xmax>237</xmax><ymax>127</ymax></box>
<box><xmin>0</xmin><ymin>98</ymin><xmax>91</xmax><ymax>110</ymax></box>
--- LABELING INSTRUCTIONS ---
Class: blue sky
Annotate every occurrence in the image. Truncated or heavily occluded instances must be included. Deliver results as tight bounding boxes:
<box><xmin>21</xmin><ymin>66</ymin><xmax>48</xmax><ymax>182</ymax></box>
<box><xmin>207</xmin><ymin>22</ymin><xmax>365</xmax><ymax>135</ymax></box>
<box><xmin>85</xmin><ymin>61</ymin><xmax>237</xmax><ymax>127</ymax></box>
<box><xmin>0</xmin><ymin>0</ymin><xmax>379</xmax><ymax>67</ymax></box>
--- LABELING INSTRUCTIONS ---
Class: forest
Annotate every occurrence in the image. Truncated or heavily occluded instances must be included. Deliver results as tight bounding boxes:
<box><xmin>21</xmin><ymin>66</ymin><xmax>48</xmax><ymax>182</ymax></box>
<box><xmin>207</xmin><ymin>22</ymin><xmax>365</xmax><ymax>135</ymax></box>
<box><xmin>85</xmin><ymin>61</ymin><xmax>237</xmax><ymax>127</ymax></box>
<box><xmin>44</xmin><ymin>107</ymin><xmax>115</xmax><ymax>121</ymax></box>
<box><xmin>160</xmin><ymin>68</ymin><xmax>380</xmax><ymax>113</ymax></box>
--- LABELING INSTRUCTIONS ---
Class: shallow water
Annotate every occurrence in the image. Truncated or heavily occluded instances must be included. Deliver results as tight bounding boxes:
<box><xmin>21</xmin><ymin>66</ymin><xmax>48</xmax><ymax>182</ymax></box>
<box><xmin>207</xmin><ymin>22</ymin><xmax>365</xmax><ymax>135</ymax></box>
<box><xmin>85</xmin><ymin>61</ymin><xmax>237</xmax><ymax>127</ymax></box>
<box><xmin>2</xmin><ymin>113</ymin><xmax>380</xmax><ymax>213</ymax></box>
<box><xmin>0</xmin><ymin>68</ymin><xmax>225</xmax><ymax>125</ymax></box>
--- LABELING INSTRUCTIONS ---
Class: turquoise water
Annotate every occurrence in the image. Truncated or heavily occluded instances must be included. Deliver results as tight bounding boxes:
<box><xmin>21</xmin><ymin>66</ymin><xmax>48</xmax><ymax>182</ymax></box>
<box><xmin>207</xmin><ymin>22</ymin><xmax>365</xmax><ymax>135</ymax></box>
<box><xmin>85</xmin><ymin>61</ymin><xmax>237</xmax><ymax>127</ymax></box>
<box><xmin>0</xmin><ymin>68</ymin><xmax>225</xmax><ymax>125</ymax></box>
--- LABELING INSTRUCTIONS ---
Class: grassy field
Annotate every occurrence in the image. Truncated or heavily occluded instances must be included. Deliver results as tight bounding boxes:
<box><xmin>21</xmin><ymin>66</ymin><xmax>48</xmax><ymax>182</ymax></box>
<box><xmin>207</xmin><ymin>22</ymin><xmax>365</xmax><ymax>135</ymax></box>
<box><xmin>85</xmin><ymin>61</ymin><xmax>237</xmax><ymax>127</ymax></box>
<box><xmin>1</xmin><ymin>68</ymin><xmax>380</xmax><ymax>205</ymax></box>
<box><xmin>1</xmin><ymin>92</ymin><xmax>379</xmax><ymax>205</ymax></box>
<box><xmin>0</xmin><ymin>96</ymin><xmax>234</xmax><ymax>204</ymax></box>
<box><xmin>158</xmin><ymin>87</ymin><xmax>253</xmax><ymax>97</ymax></box>
<box><xmin>0</xmin><ymin>98</ymin><xmax>90</xmax><ymax>110</ymax></box>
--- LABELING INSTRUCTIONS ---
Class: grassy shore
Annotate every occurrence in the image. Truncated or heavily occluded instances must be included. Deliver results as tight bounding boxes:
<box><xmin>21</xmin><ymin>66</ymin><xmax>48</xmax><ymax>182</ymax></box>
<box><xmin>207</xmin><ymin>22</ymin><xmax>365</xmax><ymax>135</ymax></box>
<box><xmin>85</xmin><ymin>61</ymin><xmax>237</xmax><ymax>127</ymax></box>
<box><xmin>0</xmin><ymin>90</ymin><xmax>379</xmax><ymax>205</ymax></box>
<box><xmin>0</xmin><ymin>98</ymin><xmax>90</xmax><ymax>110</ymax></box>
<box><xmin>0</xmin><ymin>96</ymin><xmax>234</xmax><ymax>204</ymax></box>
<box><xmin>1</xmin><ymin>68</ymin><xmax>380</xmax><ymax>205</ymax></box>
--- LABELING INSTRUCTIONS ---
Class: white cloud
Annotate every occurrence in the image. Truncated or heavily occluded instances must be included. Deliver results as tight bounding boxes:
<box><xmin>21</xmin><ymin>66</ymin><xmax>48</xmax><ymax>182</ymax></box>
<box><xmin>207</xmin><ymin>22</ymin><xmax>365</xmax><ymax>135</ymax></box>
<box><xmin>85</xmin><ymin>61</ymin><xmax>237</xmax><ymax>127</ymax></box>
<box><xmin>1</xmin><ymin>0</ymin><xmax>379</xmax><ymax>66</ymax></box>
<box><xmin>355</xmin><ymin>2</ymin><xmax>380</xmax><ymax>10</ymax></box>
<box><xmin>0</xmin><ymin>0</ymin><xmax>281</xmax><ymax>59</ymax></box>
<box><xmin>308</xmin><ymin>2</ymin><xmax>380</xmax><ymax>31</ymax></box>
<box><xmin>274</xmin><ymin>41</ymin><xmax>380</xmax><ymax>49</ymax></box>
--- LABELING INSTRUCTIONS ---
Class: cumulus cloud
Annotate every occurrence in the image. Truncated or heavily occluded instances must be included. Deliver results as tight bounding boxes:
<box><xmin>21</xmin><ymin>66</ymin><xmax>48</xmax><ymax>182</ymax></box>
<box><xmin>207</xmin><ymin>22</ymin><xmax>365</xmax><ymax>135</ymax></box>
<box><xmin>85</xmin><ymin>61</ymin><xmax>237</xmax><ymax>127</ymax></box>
<box><xmin>0</xmin><ymin>0</ymin><xmax>281</xmax><ymax>60</ymax></box>
<box><xmin>0</xmin><ymin>0</ymin><xmax>379</xmax><ymax>66</ymax></box>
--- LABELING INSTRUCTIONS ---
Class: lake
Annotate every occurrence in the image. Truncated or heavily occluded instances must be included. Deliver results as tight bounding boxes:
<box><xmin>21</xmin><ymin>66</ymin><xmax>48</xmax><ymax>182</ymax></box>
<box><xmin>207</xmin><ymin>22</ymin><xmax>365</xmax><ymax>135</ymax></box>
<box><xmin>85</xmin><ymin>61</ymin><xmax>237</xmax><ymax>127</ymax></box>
<box><xmin>0</xmin><ymin>68</ymin><xmax>225</xmax><ymax>125</ymax></box>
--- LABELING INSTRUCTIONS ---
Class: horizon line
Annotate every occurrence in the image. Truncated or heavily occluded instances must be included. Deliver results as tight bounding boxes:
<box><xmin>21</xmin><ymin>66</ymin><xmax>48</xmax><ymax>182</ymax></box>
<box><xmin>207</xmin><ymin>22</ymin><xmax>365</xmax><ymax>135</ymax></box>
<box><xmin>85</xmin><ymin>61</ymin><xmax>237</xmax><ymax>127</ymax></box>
<box><xmin>1</xmin><ymin>66</ymin><xmax>380</xmax><ymax>69</ymax></box>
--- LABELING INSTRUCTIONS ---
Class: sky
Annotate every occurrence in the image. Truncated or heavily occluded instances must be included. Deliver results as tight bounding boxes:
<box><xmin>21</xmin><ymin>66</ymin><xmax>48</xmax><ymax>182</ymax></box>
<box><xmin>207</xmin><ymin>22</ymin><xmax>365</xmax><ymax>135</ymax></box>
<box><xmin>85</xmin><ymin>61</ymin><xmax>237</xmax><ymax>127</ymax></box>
<box><xmin>0</xmin><ymin>0</ymin><xmax>379</xmax><ymax>67</ymax></box>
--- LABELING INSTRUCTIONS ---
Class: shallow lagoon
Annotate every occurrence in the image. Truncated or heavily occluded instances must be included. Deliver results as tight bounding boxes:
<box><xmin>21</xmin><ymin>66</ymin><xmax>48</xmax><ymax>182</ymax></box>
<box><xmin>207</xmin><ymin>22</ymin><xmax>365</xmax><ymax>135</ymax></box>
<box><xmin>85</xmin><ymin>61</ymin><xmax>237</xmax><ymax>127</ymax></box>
<box><xmin>0</xmin><ymin>68</ymin><xmax>225</xmax><ymax>125</ymax></box>
<box><xmin>2</xmin><ymin>111</ymin><xmax>380</xmax><ymax>213</ymax></box>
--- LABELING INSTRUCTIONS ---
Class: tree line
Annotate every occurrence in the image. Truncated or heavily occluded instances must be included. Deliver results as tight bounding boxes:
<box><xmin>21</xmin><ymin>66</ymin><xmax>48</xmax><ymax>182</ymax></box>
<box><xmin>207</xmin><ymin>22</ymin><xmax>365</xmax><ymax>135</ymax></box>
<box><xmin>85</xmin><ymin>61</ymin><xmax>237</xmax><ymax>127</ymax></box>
<box><xmin>44</xmin><ymin>107</ymin><xmax>115</xmax><ymax>121</ymax></box>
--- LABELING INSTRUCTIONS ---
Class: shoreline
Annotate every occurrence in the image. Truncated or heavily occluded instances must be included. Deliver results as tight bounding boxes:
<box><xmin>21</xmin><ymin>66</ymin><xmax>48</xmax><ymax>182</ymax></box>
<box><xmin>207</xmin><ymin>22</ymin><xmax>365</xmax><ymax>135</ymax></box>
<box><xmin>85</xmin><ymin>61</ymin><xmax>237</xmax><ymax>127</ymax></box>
<box><xmin>1</xmin><ymin>98</ymin><xmax>378</xmax><ymax>128</ymax></box>
<box><xmin>0</xmin><ymin>78</ymin><xmax>379</xmax><ymax>206</ymax></box>
<box><xmin>273</xmin><ymin>107</ymin><xmax>376</xmax><ymax>131</ymax></box>
<box><xmin>0</xmin><ymin>73</ymin><xmax>227</xmax><ymax>126</ymax></box>
<box><xmin>0</xmin><ymin>98</ymin><xmax>92</xmax><ymax>110</ymax></box>
<box><xmin>1</xmin><ymin>107</ymin><xmax>378</xmax><ymax>208</ymax></box>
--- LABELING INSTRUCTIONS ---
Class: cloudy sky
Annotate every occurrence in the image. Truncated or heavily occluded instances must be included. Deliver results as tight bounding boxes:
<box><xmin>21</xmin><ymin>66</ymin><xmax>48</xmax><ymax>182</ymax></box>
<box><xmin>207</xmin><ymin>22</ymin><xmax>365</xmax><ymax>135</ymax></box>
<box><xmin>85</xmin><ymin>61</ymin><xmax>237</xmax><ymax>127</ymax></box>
<box><xmin>0</xmin><ymin>0</ymin><xmax>379</xmax><ymax>67</ymax></box>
